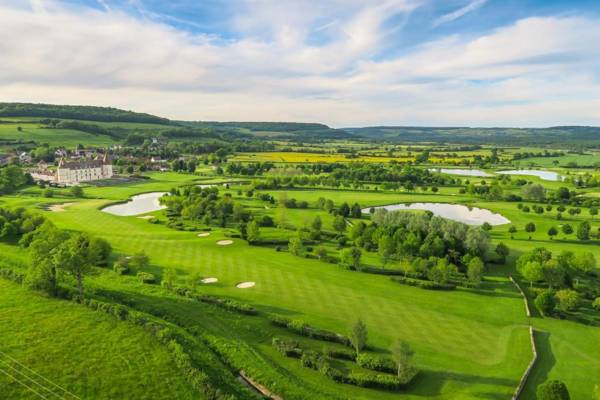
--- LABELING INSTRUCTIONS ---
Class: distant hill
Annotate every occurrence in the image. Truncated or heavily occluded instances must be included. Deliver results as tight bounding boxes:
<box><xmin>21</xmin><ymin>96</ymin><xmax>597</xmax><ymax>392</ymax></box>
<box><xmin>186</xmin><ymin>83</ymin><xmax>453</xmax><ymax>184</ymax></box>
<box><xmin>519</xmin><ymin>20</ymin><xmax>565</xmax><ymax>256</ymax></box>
<box><xmin>0</xmin><ymin>102</ymin><xmax>171</xmax><ymax>125</ymax></box>
<box><xmin>179</xmin><ymin>121</ymin><xmax>355</xmax><ymax>140</ymax></box>
<box><xmin>3</xmin><ymin>102</ymin><xmax>600</xmax><ymax>145</ymax></box>
<box><xmin>343</xmin><ymin>126</ymin><xmax>600</xmax><ymax>145</ymax></box>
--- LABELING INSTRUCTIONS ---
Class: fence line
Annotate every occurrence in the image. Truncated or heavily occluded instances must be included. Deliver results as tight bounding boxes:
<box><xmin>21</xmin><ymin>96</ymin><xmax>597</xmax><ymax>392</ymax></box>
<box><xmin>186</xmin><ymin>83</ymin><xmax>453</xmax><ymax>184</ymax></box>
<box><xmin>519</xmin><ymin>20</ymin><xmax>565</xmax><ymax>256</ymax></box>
<box><xmin>512</xmin><ymin>327</ymin><xmax>538</xmax><ymax>400</ymax></box>
<box><xmin>510</xmin><ymin>275</ymin><xmax>531</xmax><ymax>317</ymax></box>
<box><xmin>509</xmin><ymin>275</ymin><xmax>538</xmax><ymax>399</ymax></box>
<box><xmin>0</xmin><ymin>367</ymin><xmax>51</xmax><ymax>400</ymax></box>
<box><xmin>0</xmin><ymin>350</ymin><xmax>80</xmax><ymax>399</ymax></box>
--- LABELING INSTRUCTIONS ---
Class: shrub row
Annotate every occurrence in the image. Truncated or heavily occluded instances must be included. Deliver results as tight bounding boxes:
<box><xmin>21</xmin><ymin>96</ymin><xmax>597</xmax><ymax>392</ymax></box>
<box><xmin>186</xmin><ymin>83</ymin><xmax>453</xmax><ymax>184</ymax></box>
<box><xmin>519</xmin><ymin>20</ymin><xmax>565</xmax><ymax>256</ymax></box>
<box><xmin>390</xmin><ymin>276</ymin><xmax>456</xmax><ymax>290</ymax></box>
<box><xmin>356</xmin><ymin>353</ymin><xmax>396</xmax><ymax>373</ymax></box>
<box><xmin>267</xmin><ymin>314</ymin><xmax>351</xmax><ymax>346</ymax></box>
<box><xmin>299</xmin><ymin>351</ymin><xmax>346</xmax><ymax>383</ymax></box>
<box><xmin>195</xmin><ymin>295</ymin><xmax>257</xmax><ymax>315</ymax></box>
<box><xmin>168</xmin><ymin>285</ymin><xmax>257</xmax><ymax>315</ymax></box>
<box><xmin>323</xmin><ymin>347</ymin><xmax>356</xmax><ymax>361</ymax></box>
<box><xmin>359</xmin><ymin>266</ymin><xmax>405</xmax><ymax>276</ymax></box>
<box><xmin>274</xmin><ymin>341</ymin><xmax>418</xmax><ymax>391</ymax></box>
<box><xmin>346</xmin><ymin>369</ymin><xmax>418</xmax><ymax>390</ymax></box>
<box><xmin>272</xmin><ymin>338</ymin><xmax>303</xmax><ymax>358</ymax></box>
<box><xmin>137</xmin><ymin>271</ymin><xmax>156</xmax><ymax>284</ymax></box>
<box><xmin>0</xmin><ymin>265</ymin><xmax>24</xmax><ymax>284</ymax></box>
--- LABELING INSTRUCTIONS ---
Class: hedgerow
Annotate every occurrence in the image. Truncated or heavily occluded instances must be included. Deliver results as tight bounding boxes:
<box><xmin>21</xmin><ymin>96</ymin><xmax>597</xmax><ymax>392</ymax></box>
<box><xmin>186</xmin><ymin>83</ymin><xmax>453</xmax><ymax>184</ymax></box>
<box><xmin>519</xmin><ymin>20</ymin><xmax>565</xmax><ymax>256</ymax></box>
<box><xmin>266</xmin><ymin>314</ymin><xmax>351</xmax><ymax>346</ymax></box>
<box><xmin>272</xmin><ymin>338</ymin><xmax>303</xmax><ymax>358</ymax></box>
<box><xmin>356</xmin><ymin>353</ymin><xmax>396</xmax><ymax>373</ymax></box>
<box><xmin>390</xmin><ymin>276</ymin><xmax>456</xmax><ymax>290</ymax></box>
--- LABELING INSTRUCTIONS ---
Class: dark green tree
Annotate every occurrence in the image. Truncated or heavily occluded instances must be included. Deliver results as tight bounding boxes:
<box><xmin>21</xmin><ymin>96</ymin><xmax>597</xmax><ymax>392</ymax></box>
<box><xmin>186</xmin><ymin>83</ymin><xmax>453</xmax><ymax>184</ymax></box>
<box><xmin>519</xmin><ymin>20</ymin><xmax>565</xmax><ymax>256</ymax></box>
<box><xmin>536</xmin><ymin>380</ymin><xmax>570</xmax><ymax>400</ymax></box>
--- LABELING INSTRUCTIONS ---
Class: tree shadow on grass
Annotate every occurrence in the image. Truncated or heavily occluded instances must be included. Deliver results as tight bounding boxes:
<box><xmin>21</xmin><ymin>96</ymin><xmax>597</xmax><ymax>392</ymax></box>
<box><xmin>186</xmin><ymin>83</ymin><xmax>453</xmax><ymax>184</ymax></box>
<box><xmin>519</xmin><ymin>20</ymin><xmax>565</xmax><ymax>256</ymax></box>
<box><xmin>521</xmin><ymin>330</ymin><xmax>555</xmax><ymax>398</ymax></box>
<box><xmin>409</xmin><ymin>369</ymin><xmax>517</xmax><ymax>397</ymax></box>
<box><xmin>458</xmin><ymin>287</ymin><xmax>522</xmax><ymax>300</ymax></box>
<box><xmin>256</xmin><ymin>304</ymin><xmax>302</xmax><ymax>317</ymax></box>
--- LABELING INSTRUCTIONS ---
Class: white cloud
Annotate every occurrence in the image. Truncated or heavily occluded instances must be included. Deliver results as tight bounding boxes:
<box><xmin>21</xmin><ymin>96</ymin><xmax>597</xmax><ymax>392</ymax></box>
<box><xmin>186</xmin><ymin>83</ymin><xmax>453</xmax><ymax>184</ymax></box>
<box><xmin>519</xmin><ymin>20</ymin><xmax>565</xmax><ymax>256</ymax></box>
<box><xmin>0</xmin><ymin>2</ymin><xmax>600</xmax><ymax>127</ymax></box>
<box><xmin>433</xmin><ymin>0</ymin><xmax>487</xmax><ymax>27</ymax></box>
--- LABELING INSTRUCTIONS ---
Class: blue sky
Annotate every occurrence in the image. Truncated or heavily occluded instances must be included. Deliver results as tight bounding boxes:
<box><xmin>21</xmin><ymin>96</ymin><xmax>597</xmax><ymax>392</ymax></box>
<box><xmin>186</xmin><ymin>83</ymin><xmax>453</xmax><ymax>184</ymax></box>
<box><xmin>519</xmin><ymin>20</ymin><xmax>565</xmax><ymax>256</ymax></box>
<box><xmin>2</xmin><ymin>0</ymin><xmax>600</xmax><ymax>126</ymax></box>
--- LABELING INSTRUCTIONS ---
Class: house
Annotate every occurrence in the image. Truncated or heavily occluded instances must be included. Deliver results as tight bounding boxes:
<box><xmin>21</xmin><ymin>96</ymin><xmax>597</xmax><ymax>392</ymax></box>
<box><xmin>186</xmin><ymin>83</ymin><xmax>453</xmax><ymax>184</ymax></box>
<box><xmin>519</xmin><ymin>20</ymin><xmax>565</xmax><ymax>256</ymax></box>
<box><xmin>30</xmin><ymin>154</ymin><xmax>114</xmax><ymax>185</ymax></box>
<box><xmin>150</xmin><ymin>156</ymin><xmax>166</xmax><ymax>163</ymax></box>
<box><xmin>29</xmin><ymin>161</ymin><xmax>56</xmax><ymax>183</ymax></box>
<box><xmin>54</xmin><ymin>148</ymin><xmax>68</xmax><ymax>158</ymax></box>
<box><xmin>19</xmin><ymin>152</ymin><xmax>32</xmax><ymax>164</ymax></box>
<box><xmin>71</xmin><ymin>149</ymin><xmax>96</xmax><ymax>159</ymax></box>
<box><xmin>56</xmin><ymin>154</ymin><xmax>113</xmax><ymax>184</ymax></box>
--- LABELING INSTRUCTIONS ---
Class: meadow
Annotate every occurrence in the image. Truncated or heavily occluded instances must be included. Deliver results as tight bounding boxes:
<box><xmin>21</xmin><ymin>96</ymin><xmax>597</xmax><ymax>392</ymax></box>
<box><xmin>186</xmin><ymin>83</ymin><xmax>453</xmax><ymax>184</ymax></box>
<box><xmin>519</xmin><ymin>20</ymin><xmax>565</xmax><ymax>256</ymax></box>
<box><xmin>0</xmin><ymin>121</ymin><xmax>118</xmax><ymax>147</ymax></box>
<box><xmin>0</xmin><ymin>279</ymin><xmax>197</xmax><ymax>399</ymax></box>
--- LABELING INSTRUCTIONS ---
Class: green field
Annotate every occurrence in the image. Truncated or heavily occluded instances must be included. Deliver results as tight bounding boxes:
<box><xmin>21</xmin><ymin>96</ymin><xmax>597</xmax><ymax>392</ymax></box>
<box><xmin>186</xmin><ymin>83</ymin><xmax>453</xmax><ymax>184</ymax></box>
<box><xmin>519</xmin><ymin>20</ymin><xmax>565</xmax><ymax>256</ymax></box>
<box><xmin>0</xmin><ymin>122</ymin><xmax>118</xmax><ymax>147</ymax></box>
<box><xmin>0</xmin><ymin>279</ymin><xmax>196</xmax><ymax>399</ymax></box>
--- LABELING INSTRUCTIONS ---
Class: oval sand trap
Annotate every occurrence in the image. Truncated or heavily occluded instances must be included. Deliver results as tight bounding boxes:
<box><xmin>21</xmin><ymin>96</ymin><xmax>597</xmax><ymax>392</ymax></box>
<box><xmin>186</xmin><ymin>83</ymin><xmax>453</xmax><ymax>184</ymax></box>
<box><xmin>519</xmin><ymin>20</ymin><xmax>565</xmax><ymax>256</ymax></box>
<box><xmin>236</xmin><ymin>281</ymin><xmax>255</xmax><ymax>289</ymax></box>
<box><xmin>47</xmin><ymin>202</ymin><xmax>75</xmax><ymax>212</ymax></box>
<box><xmin>197</xmin><ymin>232</ymin><xmax>211</xmax><ymax>237</ymax></box>
<box><xmin>201</xmin><ymin>277</ymin><xmax>218</xmax><ymax>284</ymax></box>
<box><xmin>217</xmin><ymin>239</ymin><xmax>234</xmax><ymax>246</ymax></box>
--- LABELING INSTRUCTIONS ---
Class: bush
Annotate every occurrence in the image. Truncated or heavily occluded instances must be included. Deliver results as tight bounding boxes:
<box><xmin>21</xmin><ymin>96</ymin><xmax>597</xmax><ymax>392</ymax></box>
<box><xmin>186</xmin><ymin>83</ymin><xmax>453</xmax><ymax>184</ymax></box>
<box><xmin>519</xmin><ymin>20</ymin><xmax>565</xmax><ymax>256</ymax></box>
<box><xmin>113</xmin><ymin>258</ymin><xmax>129</xmax><ymax>275</ymax></box>
<box><xmin>346</xmin><ymin>371</ymin><xmax>406</xmax><ymax>390</ymax></box>
<box><xmin>195</xmin><ymin>294</ymin><xmax>257</xmax><ymax>315</ymax></box>
<box><xmin>359</xmin><ymin>266</ymin><xmax>405</xmax><ymax>276</ymax></box>
<box><xmin>535</xmin><ymin>290</ymin><xmax>556</xmax><ymax>316</ymax></box>
<box><xmin>300</xmin><ymin>351</ymin><xmax>326</xmax><ymax>370</ymax></box>
<box><xmin>593</xmin><ymin>297</ymin><xmax>600</xmax><ymax>311</ymax></box>
<box><xmin>267</xmin><ymin>313</ymin><xmax>291</xmax><ymax>327</ymax></box>
<box><xmin>272</xmin><ymin>338</ymin><xmax>303</xmax><ymax>358</ymax></box>
<box><xmin>0</xmin><ymin>266</ymin><xmax>25</xmax><ymax>283</ymax></box>
<box><xmin>323</xmin><ymin>347</ymin><xmax>356</xmax><ymax>361</ymax></box>
<box><xmin>356</xmin><ymin>353</ymin><xmax>396</xmax><ymax>373</ymax></box>
<box><xmin>267</xmin><ymin>314</ymin><xmax>351</xmax><ymax>346</ymax></box>
<box><xmin>390</xmin><ymin>276</ymin><xmax>456</xmax><ymax>290</ymax></box>
<box><xmin>137</xmin><ymin>272</ymin><xmax>156</xmax><ymax>284</ymax></box>
<box><xmin>536</xmin><ymin>380</ymin><xmax>570</xmax><ymax>400</ymax></box>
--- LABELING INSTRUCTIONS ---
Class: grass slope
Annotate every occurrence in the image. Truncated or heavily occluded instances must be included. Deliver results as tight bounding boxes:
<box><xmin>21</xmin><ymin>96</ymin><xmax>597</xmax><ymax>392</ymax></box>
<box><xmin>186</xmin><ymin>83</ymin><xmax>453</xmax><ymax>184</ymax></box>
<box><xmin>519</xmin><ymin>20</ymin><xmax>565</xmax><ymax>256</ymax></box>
<box><xmin>0</xmin><ymin>279</ymin><xmax>196</xmax><ymax>400</ymax></box>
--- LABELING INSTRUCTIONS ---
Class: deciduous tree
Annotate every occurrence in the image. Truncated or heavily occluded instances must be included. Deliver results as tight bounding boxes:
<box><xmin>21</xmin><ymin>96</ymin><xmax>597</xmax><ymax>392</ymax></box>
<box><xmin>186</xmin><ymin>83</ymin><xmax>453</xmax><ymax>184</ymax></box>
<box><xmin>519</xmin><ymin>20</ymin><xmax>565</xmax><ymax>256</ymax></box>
<box><xmin>349</xmin><ymin>319</ymin><xmax>368</xmax><ymax>354</ymax></box>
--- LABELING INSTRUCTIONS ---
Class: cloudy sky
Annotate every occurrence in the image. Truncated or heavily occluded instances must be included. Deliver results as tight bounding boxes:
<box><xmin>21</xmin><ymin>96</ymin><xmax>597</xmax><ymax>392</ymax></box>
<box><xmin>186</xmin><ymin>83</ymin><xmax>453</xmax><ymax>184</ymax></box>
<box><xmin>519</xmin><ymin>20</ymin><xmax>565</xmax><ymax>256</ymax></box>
<box><xmin>2</xmin><ymin>0</ymin><xmax>600</xmax><ymax>126</ymax></box>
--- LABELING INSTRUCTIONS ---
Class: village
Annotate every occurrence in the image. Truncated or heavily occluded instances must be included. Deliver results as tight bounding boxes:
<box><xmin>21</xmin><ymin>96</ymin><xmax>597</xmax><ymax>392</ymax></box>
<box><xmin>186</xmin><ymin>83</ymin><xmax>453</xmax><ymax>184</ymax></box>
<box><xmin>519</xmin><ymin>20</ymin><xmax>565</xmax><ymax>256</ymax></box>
<box><xmin>0</xmin><ymin>146</ymin><xmax>171</xmax><ymax>186</ymax></box>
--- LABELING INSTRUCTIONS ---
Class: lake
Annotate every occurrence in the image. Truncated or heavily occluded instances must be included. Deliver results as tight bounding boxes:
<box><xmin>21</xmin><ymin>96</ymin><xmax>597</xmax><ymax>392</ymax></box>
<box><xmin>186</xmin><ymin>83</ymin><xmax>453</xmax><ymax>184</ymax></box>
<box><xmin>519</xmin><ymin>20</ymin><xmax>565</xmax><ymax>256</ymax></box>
<box><xmin>429</xmin><ymin>168</ymin><xmax>493</xmax><ymax>177</ymax></box>
<box><xmin>102</xmin><ymin>192</ymin><xmax>167</xmax><ymax>216</ymax></box>
<box><xmin>497</xmin><ymin>170</ymin><xmax>562</xmax><ymax>181</ymax></box>
<box><xmin>364</xmin><ymin>202</ymin><xmax>510</xmax><ymax>225</ymax></box>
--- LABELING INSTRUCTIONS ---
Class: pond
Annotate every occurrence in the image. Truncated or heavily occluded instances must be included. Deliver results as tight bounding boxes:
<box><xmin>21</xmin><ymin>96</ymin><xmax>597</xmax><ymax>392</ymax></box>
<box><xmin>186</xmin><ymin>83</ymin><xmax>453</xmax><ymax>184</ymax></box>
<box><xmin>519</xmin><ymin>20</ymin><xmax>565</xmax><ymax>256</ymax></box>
<box><xmin>429</xmin><ymin>168</ymin><xmax>493</xmax><ymax>177</ymax></box>
<box><xmin>497</xmin><ymin>169</ymin><xmax>562</xmax><ymax>181</ymax></box>
<box><xmin>364</xmin><ymin>202</ymin><xmax>510</xmax><ymax>226</ymax></box>
<box><xmin>102</xmin><ymin>192</ymin><xmax>167</xmax><ymax>216</ymax></box>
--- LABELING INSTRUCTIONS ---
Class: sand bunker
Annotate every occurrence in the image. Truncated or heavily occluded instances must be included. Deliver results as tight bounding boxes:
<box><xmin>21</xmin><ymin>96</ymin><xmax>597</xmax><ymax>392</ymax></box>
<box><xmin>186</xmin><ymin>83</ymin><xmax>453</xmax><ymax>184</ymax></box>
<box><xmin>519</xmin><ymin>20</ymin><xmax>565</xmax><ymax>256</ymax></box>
<box><xmin>137</xmin><ymin>215</ymin><xmax>155</xmax><ymax>220</ymax></box>
<box><xmin>201</xmin><ymin>277</ymin><xmax>218</xmax><ymax>284</ymax></box>
<box><xmin>217</xmin><ymin>239</ymin><xmax>234</xmax><ymax>246</ymax></box>
<box><xmin>236</xmin><ymin>282</ymin><xmax>255</xmax><ymax>289</ymax></box>
<box><xmin>197</xmin><ymin>232</ymin><xmax>211</xmax><ymax>237</ymax></box>
<box><xmin>47</xmin><ymin>203</ymin><xmax>75</xmax><ymax>212</ymax></box>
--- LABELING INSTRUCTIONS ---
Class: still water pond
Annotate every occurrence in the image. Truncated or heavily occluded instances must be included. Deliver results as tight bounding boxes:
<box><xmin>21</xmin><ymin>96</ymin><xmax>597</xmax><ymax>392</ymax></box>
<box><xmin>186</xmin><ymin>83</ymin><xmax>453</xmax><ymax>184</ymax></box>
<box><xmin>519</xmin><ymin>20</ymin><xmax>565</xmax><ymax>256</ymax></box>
<box><xmin>365</xmin><ymin>202</ymin><xmax>510</xmax><ymax>226</ymax></box>
<box><xmin>429</xmin><ymin>168</ymin><xmax>493</xmax><ymax>177</ymax></box>
<box><xmin>497</xmin><ymin>170</ymin><xmax>562</xmax><ymax>181</ymax></box>
<box><xmin>102</xmin><ymin>192</ymin><xmax>166</xmax><ymax>216</ymax></box>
